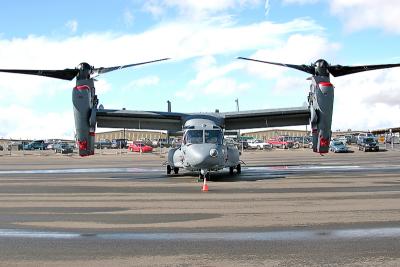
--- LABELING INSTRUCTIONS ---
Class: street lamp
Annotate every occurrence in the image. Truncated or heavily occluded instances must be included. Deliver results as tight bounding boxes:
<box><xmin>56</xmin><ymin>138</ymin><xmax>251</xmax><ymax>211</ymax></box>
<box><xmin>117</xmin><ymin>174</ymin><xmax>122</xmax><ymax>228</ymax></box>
<box><xmin>235</xmin><ymin>98</ymin><xmax>243</xmax><ymax>152</ymax></box>
<box><xmin>235</xmin><ymin>98</ymin><xmax>239</xmax><ymax>112</ymax></box>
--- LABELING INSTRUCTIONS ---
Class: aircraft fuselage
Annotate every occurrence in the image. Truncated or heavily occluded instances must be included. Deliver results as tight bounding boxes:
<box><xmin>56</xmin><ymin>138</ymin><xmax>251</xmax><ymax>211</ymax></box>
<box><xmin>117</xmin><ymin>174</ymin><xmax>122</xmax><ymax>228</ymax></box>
<box><xmin>167</xmin><ymin>118</ymin><xmax>240</xmax><ymax>175</ymax></box>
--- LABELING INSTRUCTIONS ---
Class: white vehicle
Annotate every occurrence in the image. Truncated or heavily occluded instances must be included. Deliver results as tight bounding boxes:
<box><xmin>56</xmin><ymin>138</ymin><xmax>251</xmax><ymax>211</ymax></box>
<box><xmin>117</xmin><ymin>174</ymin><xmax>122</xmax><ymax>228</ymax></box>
<box><xmin>247</xmin><ymin>139</ymin><xmax>271</xmax><ymax>150</ymax></box>
<box><xmin>357</xmin><ymin>133</ymin><xmax>375</xmax><ymax>145</ymax></box>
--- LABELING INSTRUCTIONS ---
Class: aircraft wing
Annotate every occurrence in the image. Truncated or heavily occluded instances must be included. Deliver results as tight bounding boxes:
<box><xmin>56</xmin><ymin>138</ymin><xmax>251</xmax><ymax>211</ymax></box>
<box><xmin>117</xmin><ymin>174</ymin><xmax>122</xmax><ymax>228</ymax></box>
<box><xmin>96</xmin><ymin>109</ymin><xmax>184</xmax><ymax>131</ymax></box>
<box><xmin>222</xmin><ymin>107</ymin><xmax>310</xmax><ymax>130</ymax></box>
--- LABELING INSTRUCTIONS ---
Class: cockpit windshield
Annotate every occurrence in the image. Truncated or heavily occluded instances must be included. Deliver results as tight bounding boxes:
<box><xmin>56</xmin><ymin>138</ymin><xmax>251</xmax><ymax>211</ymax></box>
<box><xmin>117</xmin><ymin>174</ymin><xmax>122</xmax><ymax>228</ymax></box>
<box><xmin>184</xmin><ymin>129</ymin><xmax>223</xmax><ymax>144</ymax></box>
<box><xmin>205</xmin><ymin>130</ymin><xmax>223</xmax><ymax>144</ymax></box>
<box><xmin>185</xmin><ymin>130</ymin><xmax>203</xmax><ymax>144</ymax></box>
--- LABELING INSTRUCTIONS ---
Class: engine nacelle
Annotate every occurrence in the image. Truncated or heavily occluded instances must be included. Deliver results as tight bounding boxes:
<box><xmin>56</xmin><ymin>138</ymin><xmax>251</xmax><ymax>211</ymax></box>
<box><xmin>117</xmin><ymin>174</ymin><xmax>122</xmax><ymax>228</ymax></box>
<box><xmin>310</xmin><ymin>77</ymin><xmax>334</xmax><ymax>154</ymax></box>
<box><xmin>168</xmin><ymin>147</ymin><xmax>184</xmax><ymax>168</ymax></box>
<box><xmin>72</xmin><ymin>79</ymin><xmax>96</xmax><ymax>156</ymax></box>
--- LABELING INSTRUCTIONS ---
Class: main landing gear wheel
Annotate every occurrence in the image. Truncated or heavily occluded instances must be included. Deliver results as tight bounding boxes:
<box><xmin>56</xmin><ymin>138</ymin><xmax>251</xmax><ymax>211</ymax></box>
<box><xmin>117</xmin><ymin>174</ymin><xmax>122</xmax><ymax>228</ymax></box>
<box><xmin>173</xmin><ymin>167</ymin><xmax>179</xmax><ymax>174</ymax></box>
<box><xmin>236</xmin><ymin>164</ymin><xmax>241</xmax><ymax>174</ymax></box>
<box><xmin>167</xmin><ymin>165</ymin><xmax>172</xmax><ymax>175</ymax></box>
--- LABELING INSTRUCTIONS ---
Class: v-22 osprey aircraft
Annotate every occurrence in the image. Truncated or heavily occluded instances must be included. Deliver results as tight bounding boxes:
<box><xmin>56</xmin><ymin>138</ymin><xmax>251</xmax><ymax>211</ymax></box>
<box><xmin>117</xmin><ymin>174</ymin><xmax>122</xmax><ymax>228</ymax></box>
<box><xmin>1</xmin><ymin>57</ymin><xmax>400</xmax><ymax>181</ymax></box>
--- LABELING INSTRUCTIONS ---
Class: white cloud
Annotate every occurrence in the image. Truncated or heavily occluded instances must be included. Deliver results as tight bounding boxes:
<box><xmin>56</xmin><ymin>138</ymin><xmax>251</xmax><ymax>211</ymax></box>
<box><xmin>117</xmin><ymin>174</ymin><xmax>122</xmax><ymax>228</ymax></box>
<box><xmin>149</xmin><ymin>0</ymin><xmax>263</xmax><ymax>19</ymax></box>
<box><xmin>95</xmin><ymin>79</ymin><xmax>112</xmax><ymax>94</ymax></box>
<box><xmin>332</xmin><ymin>68</ymin><xmax>400</xmax><ymax>130</ymax></box>
<box><xmin>0</xmin><ymin>106</ymin><xmax>74</xmax><ymax>139</ymax></box>
<box><xmin>203</xmin><ymin>78</ymin><xmax>250</xmax><ymax>96</ymax></box>
<box><xmin>123</xmin><ymin>9</ymin><xmax>134</xmax><ymax>27</ymax></box>
<box><xmin>123</xmin><ymin>76</ymin><xmax>160</xmax><ymax>90</ymax></box>
<box><xmin>283</xmin><ymin>0</ymin><xmax>319</xmax><ymax>4</ymax></box>
<box><xmin>0</xmin><ymin>73</ymin><xmax>70</xmax><ymax>103</ymax></box>
<box><xmin>330</xmin><ymin>0</ymin><xmax>400</xmax><ymax>34</ymax></box>
<box><xmin>242</xmin><ymin>34</ymin><xmax>340</xmax><ymax>79</ymax></box>
<box><xmin>142</xmin><ymin>0</ymin><xmax>165</xmax><ymax>18</ymax></box>
<box><xmin>189</xmin><ymin>57</ymin><xmax>242</xmax><ymax>87</ymax></box>
<box><xmin>273</xmin><ymin>76</ymin><xmax>308</xmax><ymax>94</ymax></box>
<box><xmin>65</xmin><ymin>20</ymin><xmax>78</xmax><ymax>34</ymax></box>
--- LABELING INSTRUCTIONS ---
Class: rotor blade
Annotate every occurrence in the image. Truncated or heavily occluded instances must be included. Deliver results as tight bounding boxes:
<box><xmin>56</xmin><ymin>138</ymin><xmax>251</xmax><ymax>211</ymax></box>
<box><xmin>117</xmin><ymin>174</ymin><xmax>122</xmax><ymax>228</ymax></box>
<box><xmin>93</xmin><ymin>58</ymin><xmax>170</xmax><ymax>75</ymax></box>
<box><xmin>0</xmin><ymin>68</ymin><xmax>79</xmax><ymax>80</ymax></box>
<box><xmin>237</xmin><ymin>57</ymin><xmax>315</xmax><ymax>75</ymax></box>
<box><xmin>329</xmin><ymin>63</ymin><xmax>400</xmax><ymax>77</ymax></box>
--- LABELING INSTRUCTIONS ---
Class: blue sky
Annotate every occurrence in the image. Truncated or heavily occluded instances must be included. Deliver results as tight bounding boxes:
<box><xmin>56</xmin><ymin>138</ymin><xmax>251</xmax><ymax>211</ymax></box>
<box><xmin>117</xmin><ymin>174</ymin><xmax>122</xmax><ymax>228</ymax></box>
<box><xmin>0</xmin><ymin>0</ymin><xmax>400</xmax><ymax>139</ymax></box>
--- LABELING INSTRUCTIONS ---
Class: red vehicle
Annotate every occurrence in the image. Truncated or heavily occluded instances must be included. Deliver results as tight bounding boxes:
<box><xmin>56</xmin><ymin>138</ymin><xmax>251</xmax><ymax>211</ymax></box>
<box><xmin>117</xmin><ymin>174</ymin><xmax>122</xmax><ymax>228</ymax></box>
<box><xmin>267</xmin><ymin>136</ymin><xmax>294</xmax><ymax>149</ymax></box>
<box><xmin>128</xmin><ymin>142</ymin><xmax>153</xmax><ymax>153</ymax></box>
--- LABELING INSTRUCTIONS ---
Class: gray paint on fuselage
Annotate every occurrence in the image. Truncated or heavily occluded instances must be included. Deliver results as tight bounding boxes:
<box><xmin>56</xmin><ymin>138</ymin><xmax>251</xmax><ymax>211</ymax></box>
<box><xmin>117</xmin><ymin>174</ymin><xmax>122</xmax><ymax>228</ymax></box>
<box><xmin>168</xmin><ymin>118</ymin><xmax>239</xmax><ymax>172</ymax></box>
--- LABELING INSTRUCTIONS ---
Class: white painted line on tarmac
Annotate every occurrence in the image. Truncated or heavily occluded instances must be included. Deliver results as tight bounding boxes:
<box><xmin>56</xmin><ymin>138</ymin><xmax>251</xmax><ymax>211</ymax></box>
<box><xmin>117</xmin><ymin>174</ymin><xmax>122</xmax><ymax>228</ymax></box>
<box><xmin>0</xmin><ymin>167</ymin><xmax>163</xmax><ymax>175</ymax></box>
<box><xmin>1</xmin><ymin>228</ymin><xmax>400</xmax><ymax>241</ymax></box>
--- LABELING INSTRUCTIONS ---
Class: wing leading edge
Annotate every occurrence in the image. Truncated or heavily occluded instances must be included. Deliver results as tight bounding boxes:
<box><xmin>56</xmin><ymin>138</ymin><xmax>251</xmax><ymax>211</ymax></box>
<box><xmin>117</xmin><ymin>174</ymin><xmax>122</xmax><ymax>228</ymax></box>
<box><xmin>96</xmin><ymin>109</ymin><xmax>184</xmax><ymax>131</ymax></box>
<box><xmin>222</xmin><ymin>107</ymin><xmax>310</xmax><ymax>130</ymax></box>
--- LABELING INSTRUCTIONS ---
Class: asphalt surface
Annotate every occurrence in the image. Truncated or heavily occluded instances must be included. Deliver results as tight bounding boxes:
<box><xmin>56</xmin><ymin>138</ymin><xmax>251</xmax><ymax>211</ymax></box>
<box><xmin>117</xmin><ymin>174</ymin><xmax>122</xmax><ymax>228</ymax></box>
<box><xmin>0</xmin><ymin>147</ymin><xmax>399</xmax><ymax>266</ymax></box>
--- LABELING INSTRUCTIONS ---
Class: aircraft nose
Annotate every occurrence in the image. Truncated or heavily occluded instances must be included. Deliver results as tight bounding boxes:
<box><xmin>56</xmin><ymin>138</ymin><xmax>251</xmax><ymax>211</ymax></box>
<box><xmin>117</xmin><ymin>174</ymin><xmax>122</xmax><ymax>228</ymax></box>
<box><xmin>187</xmin><ymin>145</ymin><xmax>221</xmax><ymax>169</ymax></box>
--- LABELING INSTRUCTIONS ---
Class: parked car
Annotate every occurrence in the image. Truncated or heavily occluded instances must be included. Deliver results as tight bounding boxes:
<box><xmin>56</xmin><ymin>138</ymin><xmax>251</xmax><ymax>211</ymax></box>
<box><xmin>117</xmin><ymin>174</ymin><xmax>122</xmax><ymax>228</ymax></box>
<box><xmin>267</xmin><ymin>136</ymin><xmax>294</xmax><ymax>149</ymax></box>
<box><xmin>336</xmin><ymin>136</ymin><xmax>349</xmax><ymax>145</ymax></box>
<box><xmin>358</xmin><ymin>137</ymin><xmax>379</xmax><ymax>152</ymax></box>
<box><xmin>0</xmin><ymin>145</ymin><xmax>3</xmax><ymax>151</ymax></box>
<box><xmin>239</xmin><ymin>140</ymin><xmax>249</xmax><ymax>149</ymax></box>
<box><xmin>287</xmin><ymin>136</ymin><xmax>310</xmax><ymax>148</ymax></box>
<box><xmin>329</xmin><ymin>140</ymin><xmax>349</xmax><ymax>153</ymax></box>
<box><xmin>128</xmin><ymin>142</ymin><xmax>153</xmax><ymax>153</ymax></box>
<box><xmin>23</xmin><ymin>140</ymin><xmax>46</xmax><ymax>150</ymax></box>
<box><xmin>247</xmin><ymin>139</ymin><xmax>271</xmax><ymax>150</ymax></box>
<box><xmin>151</xmin><ymin>138</ymin><xmax>171</xmax><ymax>148</ymax></box>
<box><xmin>47</xmin><ymin>143</ymin><xmax>55</xmax><ymax>150</ymax></box>
<box><xmin>55</xmin><ymin>143</ymin><xmax>73</xmax><ymax>154</ymax></box>
<box><xmin>357</xmin><ymin>133</ymin><xmax>375</xmax><ymax>145</ymax></box>
<box><xmin>95</xmin><ymin>139</ymin><xmax>112</xmax><ymax>149</ymax></box>
<box><xmin>111</xmin><ymin>139</ymin><xmax>128</xmax><ymax>149</ymax></box>
<box><xmin>7</xmin><ymin>141</ymin><xmax>27</xmax><ymax>151</ymax></box>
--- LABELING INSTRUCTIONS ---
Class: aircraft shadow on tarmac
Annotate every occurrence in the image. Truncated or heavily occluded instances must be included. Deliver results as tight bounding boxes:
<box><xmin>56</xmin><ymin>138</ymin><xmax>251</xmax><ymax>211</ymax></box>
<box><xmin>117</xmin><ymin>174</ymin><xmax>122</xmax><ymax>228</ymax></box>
<box><xmin>109</xmin><ymin>169</ymin><xmax>287</xmax><ymax>182</ymax></box>
<box><xmin>164</xmin><ymin>169</ymin><xmax>287</xmax><ymax>182</ymax></box>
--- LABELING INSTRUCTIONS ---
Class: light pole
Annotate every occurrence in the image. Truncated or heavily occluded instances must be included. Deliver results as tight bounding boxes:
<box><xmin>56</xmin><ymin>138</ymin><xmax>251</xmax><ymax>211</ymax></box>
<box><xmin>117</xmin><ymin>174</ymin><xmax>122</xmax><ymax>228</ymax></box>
<box><xmin>235</xmin><ymin>98</ymin><xmax>239</xmax><ymax>112</ymax></box>
<box><xmin>235</xmin><ymin>98</ymin><xmax>243</xmax><ymax>153</ymax></box>
<box><xmin>166</xmin><ymin>100</ymin><xmax>171</xmax><ymax>147</ymax></box>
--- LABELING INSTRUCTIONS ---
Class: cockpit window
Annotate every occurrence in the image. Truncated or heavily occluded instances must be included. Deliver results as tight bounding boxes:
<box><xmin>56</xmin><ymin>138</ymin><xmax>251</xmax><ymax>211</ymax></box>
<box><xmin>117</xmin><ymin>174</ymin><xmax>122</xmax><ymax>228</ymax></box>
<box><xmin>185</xmin><ymin>130</ymin><xmax>203</xmax><ymax>144</ymax></box>
<box><xmin>205</xmin><ymin>130</ymin><xmax>223</xmax><ymax>144</ymax></box>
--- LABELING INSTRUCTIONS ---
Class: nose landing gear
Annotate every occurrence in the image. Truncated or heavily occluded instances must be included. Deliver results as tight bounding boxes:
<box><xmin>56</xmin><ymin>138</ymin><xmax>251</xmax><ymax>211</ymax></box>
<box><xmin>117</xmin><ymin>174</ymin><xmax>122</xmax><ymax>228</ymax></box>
<box><xmin>166</xmin><ymin>165</ymin><xmax>180</xmax><ymax>175</ymax></box>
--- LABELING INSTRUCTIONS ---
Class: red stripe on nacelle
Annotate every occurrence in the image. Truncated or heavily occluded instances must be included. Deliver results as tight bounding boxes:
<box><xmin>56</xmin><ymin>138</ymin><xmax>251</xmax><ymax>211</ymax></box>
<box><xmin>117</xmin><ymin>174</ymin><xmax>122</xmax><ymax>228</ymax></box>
<box><xmin>78</xmin><ymin>140</ymin><xmax>88</xmax><ymax>151</ymax></box>
<box><xmin>74</xmin><ymin>85</ymin><xmax>90</xmax><ymax>91</ymax></box>
<box><xmin>320</xmin><ymin>137</ymin><xmax>329</xmax><ymax>147</ymax></box>
<box><xmin>319</xmin><ymin>82</ymin><xmax>333</xmax><ymax>87</ymax></box>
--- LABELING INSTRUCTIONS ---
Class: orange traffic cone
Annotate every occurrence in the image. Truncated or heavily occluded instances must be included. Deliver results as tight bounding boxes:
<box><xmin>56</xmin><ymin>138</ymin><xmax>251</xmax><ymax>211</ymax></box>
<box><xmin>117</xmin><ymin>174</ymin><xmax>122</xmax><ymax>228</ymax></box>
<box><xmin>202</xmin><ymin>177</ymin><xmax>209</xmax><ymax>192</ymax></box>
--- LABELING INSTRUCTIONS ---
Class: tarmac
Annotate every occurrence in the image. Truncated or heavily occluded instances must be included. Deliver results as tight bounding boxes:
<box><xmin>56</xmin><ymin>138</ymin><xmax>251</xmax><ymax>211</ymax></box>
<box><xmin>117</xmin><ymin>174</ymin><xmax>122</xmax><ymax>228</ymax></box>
<box><xmin>0</xmin><ymin>147</ymin><xmax>399</xmax><ymax>266</ymax></box>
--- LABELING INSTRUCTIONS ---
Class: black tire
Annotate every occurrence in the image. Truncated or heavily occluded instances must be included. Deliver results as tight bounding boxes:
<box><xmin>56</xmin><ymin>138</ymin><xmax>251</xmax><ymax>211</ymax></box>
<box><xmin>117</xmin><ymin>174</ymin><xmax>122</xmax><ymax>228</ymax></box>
<box><xmin>167</xmin><ymin>165</ymin><xmax>172</xmax><ymax>175</ymax></box>
<box><xmin>229</xmin><ymin>167</ymin><xmax>234</xmax><ymax>175</ymax></box>
<box><xmin>236</xmin><ymin>164</ymin><xmax>241</xmax><ymax>174</ymax></box>
<box><xmin>173</xmin><ymin>167</ymin><xmax>179</xmax><ymax>174</ymax></box>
